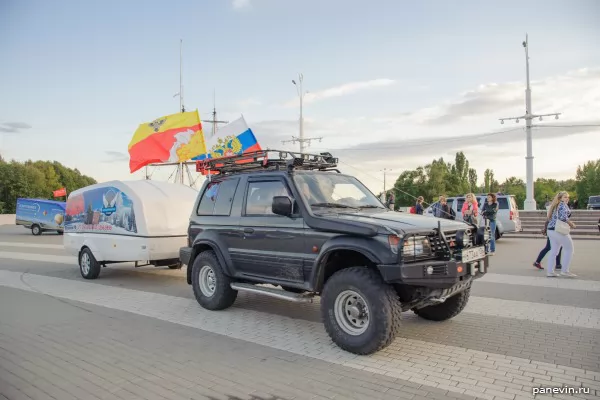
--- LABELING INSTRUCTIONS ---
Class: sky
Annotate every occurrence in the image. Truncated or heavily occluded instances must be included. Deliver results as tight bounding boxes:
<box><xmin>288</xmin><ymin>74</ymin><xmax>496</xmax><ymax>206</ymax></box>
<box><xmin>1</xmin><ymin>0</ymin><xmax>599</xmax><ymax>195</ymax></box>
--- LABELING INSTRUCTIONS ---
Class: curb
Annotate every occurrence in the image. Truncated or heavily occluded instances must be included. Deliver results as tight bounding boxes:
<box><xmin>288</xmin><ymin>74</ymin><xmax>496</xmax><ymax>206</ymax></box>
<box><xmin>503</xmin><ymin>234</ymin><xmax>600</xmax><ymax>241</ymax></box>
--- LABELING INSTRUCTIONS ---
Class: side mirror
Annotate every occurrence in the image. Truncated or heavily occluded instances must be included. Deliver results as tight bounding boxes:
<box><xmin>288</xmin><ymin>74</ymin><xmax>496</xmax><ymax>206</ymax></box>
<box><xmin>272</xmin><ymin>196</ymin><xmax>293</xmax><ymax>217</ymax></box>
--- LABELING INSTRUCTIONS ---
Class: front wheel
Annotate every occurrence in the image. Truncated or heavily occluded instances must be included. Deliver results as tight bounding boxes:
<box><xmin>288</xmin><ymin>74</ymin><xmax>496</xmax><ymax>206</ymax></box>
<box><xmin>191</xmin><ymin>251</ymin><xmax>237</xmax><ymax>310</ymax></box>
<box><xmin>413</xmin><ymin>288</ymin><xmax>471</xmax><ymax>321</ymax></box>
<box><xmin>321</xmin><ymin>267</ymin><xmax>402</xmax><ymax>355</ymax></box>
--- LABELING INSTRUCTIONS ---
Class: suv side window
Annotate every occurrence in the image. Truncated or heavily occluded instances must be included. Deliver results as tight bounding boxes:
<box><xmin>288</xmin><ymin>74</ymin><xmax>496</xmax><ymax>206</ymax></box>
<box><xmin>498</xmin><ymin>197</ymin><xmax>509</xmax><ymax>210</ymax></box>
<box><xmin>456</xmin><ymin>198</ymin><xmax>465</xmax><ymax>210</ymax></box>
<box><xmin>197</xmin><ymin>178</ymin><xmax>240</xmax><ymax>216</ymax></box>
<box><xmin>245</xmin><ymin>181</ymin><xmax>290</xmax><ymax>216</ymax></box>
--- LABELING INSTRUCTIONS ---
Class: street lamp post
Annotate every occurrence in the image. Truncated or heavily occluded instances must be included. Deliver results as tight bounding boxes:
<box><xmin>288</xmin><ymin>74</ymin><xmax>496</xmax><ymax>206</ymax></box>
<box><xmin>381</xmin><ymin>168</ymin><xmax>392</xmax><ymax>203</ymax></box>
<box><xmin>293</xmin><ymin>74</ymin><xmax>305</xmax><ymax>152</ymax></box>
<box><xmin>499</xmin><ymin>34</ymin><xmax>561</xmax><ymax>211</ymax></box>
<box><xmin>283</xmin><ymin>74</ymin><xmax>322</xmax><ymax>153</ymax></box>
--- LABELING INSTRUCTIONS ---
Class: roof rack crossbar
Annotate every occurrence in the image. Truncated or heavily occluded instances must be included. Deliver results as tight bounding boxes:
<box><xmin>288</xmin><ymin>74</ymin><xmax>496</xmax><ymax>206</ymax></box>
<box><xmin>195</xmin><ymin>149</ymin><xmax>339</xmax><ymax>175</ymax></box>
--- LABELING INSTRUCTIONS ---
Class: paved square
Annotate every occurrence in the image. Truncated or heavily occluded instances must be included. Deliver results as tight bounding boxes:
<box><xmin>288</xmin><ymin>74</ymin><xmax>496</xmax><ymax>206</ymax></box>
<box><xmin>0</xmin><ymin>225</ymin><xmax>598</xmax><ymax>400</ymax></box>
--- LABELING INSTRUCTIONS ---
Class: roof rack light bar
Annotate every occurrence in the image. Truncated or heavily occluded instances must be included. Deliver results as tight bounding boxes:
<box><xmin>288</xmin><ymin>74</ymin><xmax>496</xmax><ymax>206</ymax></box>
<box><xmin>195</xmin><ymin>149</ymin><xmax>338</xmax><ymax>176</ymax></box>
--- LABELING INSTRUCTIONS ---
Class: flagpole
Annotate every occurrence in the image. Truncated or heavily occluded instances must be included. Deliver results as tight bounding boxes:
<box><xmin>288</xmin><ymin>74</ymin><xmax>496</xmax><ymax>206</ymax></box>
<box><xmin>178</xmin><ymin>38</ymin><xmax>184</xmax><ymax>185</ymax></box>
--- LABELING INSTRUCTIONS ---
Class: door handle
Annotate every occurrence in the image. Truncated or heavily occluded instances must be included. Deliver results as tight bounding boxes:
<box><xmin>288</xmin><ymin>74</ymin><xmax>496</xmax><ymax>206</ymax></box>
<box><xmin>243</xmin><ymin>228</ymin><xmax>255</xmax><ymax>234</ymax></box>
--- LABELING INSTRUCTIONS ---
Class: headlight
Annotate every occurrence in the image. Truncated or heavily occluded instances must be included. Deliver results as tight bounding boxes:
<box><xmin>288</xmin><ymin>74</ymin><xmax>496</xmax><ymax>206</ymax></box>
<box><xmin>401</xmin><ymin>236</ymin><xmax>432</xmax><ymax>257</ymax></box>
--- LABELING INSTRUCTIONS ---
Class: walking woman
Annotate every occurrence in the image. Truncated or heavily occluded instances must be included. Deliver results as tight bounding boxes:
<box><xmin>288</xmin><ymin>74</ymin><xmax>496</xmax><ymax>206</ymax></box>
<box><xmin>533</xmin><ymin>216</ymin><xmax>563</xmax><ymax>270</ymax></box>
<box><xmin>481</xmin><ymin>193</ymin><xmax>499</xmax><ymax>255</ymax></box>
<box><xmin>461</xmin><ymin>193</ymin><xmax>479</xmax><ymax>225</ymax></box>
<box><xmin>546</xmin><ymin>191</ymin><xmax>577</xmax><ymax>278</ymax></box>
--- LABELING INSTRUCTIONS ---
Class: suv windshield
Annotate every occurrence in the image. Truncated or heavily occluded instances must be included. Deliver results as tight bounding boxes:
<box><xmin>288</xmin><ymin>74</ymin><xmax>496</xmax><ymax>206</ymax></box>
<box><xmin>589</xmin><ymin>196</ymin><xmax>600</xmax><ymax>204</ymax></box>
<box><xmin>294</xmin><ymin>174</ymin><xmax>385</xmax><ymax>210</ymax></box>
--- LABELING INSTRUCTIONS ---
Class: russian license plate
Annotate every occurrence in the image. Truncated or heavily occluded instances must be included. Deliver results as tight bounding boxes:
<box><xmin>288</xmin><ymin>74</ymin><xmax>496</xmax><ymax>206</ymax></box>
<box><xmin>461</xmin><ymin>246</ymin><xmax>486</xmax><ymax>263</ymax></box>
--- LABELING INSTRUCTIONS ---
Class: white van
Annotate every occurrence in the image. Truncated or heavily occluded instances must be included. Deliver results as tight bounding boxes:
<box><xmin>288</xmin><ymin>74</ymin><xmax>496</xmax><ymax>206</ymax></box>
<box><xmin>425</xmin><ymin>193</ymin><xmax>522</xmax><ymax>239</ymax></box>
<box><xmin>63</xmin><ymin>180</ymin><xmax>198</xmax><ymax>279</ymax></box>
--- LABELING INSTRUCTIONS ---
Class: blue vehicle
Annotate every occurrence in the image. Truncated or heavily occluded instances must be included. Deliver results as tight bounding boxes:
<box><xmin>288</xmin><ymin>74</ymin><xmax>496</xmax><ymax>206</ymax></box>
<box><xmin>15</xmin><ymin>198</ymin><xmax>66</xmax><ymax>235</ymax></box>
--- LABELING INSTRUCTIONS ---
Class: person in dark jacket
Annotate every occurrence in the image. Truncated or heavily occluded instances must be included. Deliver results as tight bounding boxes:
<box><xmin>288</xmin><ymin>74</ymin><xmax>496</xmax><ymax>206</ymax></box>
<box><xmin>439</xmin><ymin>196</ymin><xmax>455</xmax><ymax>220</ymax></box>
<box><xmin>533</xmin><ymin>208</ymin><xmax>568</xmax><ymax>270</ymax></box>
<box><xmin>481</xmin><ymin>193</ymin><xmax>499</xmax><ymax>255</ymax></box>
<box><xmin>415</xmin><ymin>196</ymin><xmax>424</xmax><ymax>215</ymax></box>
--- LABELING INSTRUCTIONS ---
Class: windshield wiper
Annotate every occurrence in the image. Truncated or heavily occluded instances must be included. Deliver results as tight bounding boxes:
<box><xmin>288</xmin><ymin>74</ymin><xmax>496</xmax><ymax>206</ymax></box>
<box><xmin>310</xmin><ymin>202</ymin><xmax>358</xmax><ymax>209</ymax></box>
<box><xmin>356</xmin><ymin>205</ymin><xmax>385</xmax><ymax>209</ymax></box>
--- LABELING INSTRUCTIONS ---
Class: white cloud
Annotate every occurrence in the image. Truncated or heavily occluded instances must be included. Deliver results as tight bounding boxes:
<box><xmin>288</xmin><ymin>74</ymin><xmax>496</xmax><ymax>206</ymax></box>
<box><xmin>232</xmin><ymin>0</ymin><xmax>250</xmax><ymax>10</ymax></box>
<box><xmin>246</xmin><ymin>66</ymin><xmax>600</xmax><ymax>194</ymax></box>
<box><xmin>284</xmin><ymin>78</ymin><xmax>397</xmax><ymax>107</ymax></box>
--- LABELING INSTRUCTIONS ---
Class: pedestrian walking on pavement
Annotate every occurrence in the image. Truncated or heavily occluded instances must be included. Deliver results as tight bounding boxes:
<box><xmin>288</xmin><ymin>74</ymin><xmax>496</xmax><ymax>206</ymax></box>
<box><xmin>545</xmin><ymin>191</ymin><xmax>577</xmax><ymax>278</ymax></box>
<box><xmin>481</xmin><ymin>193</ymin><xmax>499</xmax><ymax>256</ymax></box>
<box><xmin>533</xmin><ymin>221</ymin><xmax>562</xmax><ymax>270</ymax></box>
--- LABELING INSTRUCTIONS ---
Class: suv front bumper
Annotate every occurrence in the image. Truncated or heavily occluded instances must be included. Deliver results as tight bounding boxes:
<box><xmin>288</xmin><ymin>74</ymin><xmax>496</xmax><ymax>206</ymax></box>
<box><xmin>378</xmin><ymin>256</ymin><xmax>490</xmax><ymax>289</ymax></box>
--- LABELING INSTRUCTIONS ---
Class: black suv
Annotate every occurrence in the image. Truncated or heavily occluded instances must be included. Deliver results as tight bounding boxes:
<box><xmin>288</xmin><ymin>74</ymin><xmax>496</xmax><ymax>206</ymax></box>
<box><xmin>180</xmin><ymin>150</ymin><xmax>491</xmax><ymax>355</ymax></box>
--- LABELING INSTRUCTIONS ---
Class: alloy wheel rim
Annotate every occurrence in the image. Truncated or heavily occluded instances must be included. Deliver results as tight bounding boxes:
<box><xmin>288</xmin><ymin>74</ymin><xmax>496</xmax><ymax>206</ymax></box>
<box><xmin>81</xmin><ymin>253</ymin><xmax>91</xmax><ymax>275</ymax></box>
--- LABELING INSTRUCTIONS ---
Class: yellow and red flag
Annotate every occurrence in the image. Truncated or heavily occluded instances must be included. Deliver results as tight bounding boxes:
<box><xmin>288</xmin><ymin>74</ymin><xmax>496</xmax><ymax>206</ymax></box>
<box><xmin>128</xmin><ymin>110</ymin><xmax>207</xmax><ymax>173</ymax></box>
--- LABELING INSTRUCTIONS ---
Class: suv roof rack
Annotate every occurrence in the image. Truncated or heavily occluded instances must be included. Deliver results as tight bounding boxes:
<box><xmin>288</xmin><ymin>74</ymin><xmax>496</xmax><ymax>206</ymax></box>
<box><xmin>195</xmin><ymin>149</ymin><xmax>340</xmax><ymax>176</ymax></box>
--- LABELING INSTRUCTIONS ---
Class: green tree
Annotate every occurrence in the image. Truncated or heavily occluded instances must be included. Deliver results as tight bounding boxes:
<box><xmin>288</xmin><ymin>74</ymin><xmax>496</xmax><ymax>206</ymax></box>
<box><xmin>468</xmin><ymin>168</ymin><xmax>478</xmax><ymax>193</ymax></box>
<box><xmin>0</xmin><ymin>158</ymin><xmax>97</xmax><ymax>213</ymax></box>
<box><xmin>500</xmin><ymin>177</ymin><xmax>526</xmax><ymax>206</ymax></box>
<box><xmin>575</xmin><ymin>159</ymin><xmax>600</xmax><ymax>208</ymax></box>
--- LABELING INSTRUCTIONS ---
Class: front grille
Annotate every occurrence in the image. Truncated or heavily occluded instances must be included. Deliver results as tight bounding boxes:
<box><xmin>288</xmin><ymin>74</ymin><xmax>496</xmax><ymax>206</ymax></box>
<box><xmin>428</xmin><ymin>229</ymin><xmax>474</xmax><ymax>256</ymax></box>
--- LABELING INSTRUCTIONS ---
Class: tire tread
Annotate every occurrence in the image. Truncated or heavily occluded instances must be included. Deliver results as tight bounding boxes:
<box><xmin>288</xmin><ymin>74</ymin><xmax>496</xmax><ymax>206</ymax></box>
<box><xmin>321</xmin><ymin>267</ymin><xmax>401</xmax><ymax>355</ymax></box>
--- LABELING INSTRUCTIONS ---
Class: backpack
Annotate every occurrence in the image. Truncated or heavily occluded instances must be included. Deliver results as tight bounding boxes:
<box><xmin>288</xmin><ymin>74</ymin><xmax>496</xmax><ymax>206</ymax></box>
<box><xmin>409</xmin><ymin>206</ymin><xmax>416</xmax><ymax>214</ymax></box>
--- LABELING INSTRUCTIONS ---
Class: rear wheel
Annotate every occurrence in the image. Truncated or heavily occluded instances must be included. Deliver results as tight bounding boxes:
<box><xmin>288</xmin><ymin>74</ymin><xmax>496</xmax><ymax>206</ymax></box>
<box><xmin>31</xmin><ymin>225</ymin><xmax>42</xmax><ymax>236</ymax></box>
<box><xmin>192</xmin><ymin>251</ymin><xmax>237</xmax><ymax>310</ymax></box>
<box><xmin>413</xmin><ymin>288</ymin><xmax>471</xmax><ymax>321</ymax></box>
<box><xmin>79</xmin><ymin>248</ymin><xmax>101</xmax><ymax>280</ymax></box>
<box><xmin>321</xmin><ymin>267</ymin><xmax>402</xmax><ymax>355</ymax></box>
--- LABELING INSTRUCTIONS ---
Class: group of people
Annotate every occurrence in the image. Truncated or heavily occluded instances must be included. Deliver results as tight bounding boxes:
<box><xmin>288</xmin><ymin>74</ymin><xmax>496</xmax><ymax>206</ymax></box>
<box><xmin>420</xmin><ymin>192</ymin><xmax>500</xmax><ymax>255</ymax></box>
<box><xmin>534</xmin><ymin>191</ymin><xmax>577</xmax><ymax>278</ymax></box>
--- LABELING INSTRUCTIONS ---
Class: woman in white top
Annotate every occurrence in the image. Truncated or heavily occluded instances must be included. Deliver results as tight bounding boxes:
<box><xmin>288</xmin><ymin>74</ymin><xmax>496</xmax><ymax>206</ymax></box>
<box><xmin>545</xmin><ymin>191</ymin><xmax>577</xmax><ymax>278</ymax></box>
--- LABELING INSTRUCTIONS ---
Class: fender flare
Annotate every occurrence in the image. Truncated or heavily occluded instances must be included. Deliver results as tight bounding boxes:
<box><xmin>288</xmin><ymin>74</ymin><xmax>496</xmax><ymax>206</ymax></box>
<box><xmin>309</xmin><ymin>237</ymin><xmax>385</xmax><ymax>292</ymax></box>
<box><xmin>80</xmin><ymin>240</ymin><xmax>104</xmax><ymax>263</ymax></box>
<box><xmin>186</xmin><ymin>235</ymin><xmax>234</xmax><ymax>285</ymax></box>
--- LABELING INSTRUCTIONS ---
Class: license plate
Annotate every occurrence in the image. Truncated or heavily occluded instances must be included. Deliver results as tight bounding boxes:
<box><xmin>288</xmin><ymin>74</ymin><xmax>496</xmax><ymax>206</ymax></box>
<box><xmin>461</xmin><ymin>246</ymin><xmax>486</xmax><ymax>263</ymax></box>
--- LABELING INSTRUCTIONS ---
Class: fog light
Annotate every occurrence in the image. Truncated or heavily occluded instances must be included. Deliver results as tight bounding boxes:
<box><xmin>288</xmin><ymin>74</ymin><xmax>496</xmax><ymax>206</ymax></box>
<box><xmin>426</xmin><ymin>266</ymin><xmax>434</xmax><ymax>275</ymax></box>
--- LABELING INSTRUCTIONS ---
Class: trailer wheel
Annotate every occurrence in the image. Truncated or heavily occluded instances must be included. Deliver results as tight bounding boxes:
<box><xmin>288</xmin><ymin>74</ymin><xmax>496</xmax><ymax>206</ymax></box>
<box><xmin>192</xmin><ymin>251</ymin><xmax>237</xmax><ymax>310</ymax></box>
<box><xmin>31</xmin><ymin>224</ymin><xmax>42</xmax><ymax>236</ymax></box>
<box><xmin>79</xmin><ymin>248</ymin><xmax>101</xmax><ymax>280</ymax></box>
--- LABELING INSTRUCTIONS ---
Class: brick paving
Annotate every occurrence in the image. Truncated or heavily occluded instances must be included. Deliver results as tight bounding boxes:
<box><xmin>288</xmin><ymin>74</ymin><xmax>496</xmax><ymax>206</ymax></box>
<box><xmin>0</xmin><ymin>232</ymin><xmax>599</xmax><ymax>400</ymax></box>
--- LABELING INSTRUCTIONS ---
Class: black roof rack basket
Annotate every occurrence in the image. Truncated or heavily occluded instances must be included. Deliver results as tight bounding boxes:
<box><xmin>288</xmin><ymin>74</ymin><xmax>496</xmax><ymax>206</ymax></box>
<box><xmin>195</xmin><ymin>149</ymin><xmax>339</xmax><ymax>176</ymax></box>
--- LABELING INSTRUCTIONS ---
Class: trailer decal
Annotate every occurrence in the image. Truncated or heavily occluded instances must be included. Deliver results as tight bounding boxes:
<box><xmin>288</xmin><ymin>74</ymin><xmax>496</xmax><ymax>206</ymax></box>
<box><xmin>65</xmin><ymin>186</ymin><xmax>137</xmax><ymax>234</ymax></box>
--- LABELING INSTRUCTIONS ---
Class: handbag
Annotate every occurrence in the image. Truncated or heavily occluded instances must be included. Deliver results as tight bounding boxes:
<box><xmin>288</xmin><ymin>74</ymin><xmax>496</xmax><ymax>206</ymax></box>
<box><xmin>553</xmin><ymin>208</ymin><xmax>571</xmax><ymax>235</ymax></box>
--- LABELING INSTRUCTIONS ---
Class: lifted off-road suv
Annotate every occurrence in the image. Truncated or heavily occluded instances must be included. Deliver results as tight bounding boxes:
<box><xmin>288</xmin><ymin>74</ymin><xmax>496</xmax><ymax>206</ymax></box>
<box><xmin>180</xmin><ymin>150</ymin><xmax>491</xmax><ymax>355</ymax></box>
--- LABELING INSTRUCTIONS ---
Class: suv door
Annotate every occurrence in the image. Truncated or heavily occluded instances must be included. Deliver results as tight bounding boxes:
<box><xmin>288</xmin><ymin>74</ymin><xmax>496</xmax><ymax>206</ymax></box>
<box><xmin>192</xmin><ymin>177</ymin><xmax>241</xmax><ymax>251</ymax></box>
<box><xmin>232</xmin><ymin>177</ymin><xmax>307</xmax><ymax>283</ymax></box>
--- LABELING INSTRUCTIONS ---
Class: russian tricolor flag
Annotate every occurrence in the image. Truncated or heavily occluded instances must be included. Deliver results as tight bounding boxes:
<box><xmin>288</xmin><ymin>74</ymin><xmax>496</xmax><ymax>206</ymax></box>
<box><xmin>191</xmin><ymin>115</ymin><xmax>261</xmax><ymax>160</ymax></box>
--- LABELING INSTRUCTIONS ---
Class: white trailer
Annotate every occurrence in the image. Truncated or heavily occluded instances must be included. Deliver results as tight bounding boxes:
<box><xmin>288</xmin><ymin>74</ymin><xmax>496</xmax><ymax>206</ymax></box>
<box><xmin>63</xmin><ymin>180</ymin><xmax>198</xmax><ymax>279</ymax></box>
